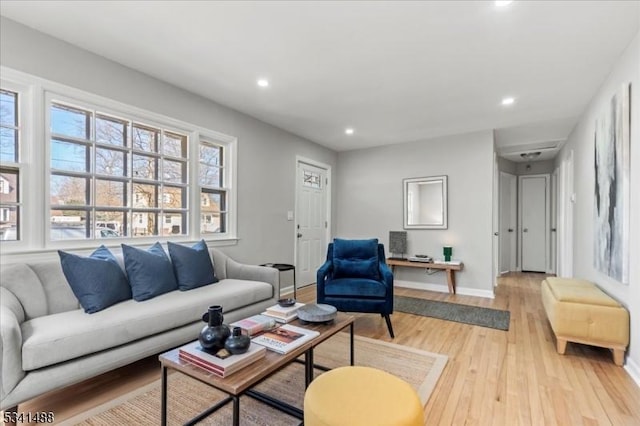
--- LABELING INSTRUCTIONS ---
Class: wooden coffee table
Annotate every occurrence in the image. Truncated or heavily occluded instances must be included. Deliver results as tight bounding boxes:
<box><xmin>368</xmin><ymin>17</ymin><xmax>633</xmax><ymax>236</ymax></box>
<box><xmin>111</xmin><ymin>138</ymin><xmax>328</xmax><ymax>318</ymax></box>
<box><xmin>159</xmin><ymin>313</ymin><xmax>355</xmax><ymax>425</ymax></box>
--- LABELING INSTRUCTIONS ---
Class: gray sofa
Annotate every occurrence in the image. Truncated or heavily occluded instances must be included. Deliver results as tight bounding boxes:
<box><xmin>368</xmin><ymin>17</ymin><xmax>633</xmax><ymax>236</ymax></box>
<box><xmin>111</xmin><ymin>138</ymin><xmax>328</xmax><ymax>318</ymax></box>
<box><xmin>0</xmin><ymin>247</ymin><xmax>279</xmax><ymax>410</ymax></box>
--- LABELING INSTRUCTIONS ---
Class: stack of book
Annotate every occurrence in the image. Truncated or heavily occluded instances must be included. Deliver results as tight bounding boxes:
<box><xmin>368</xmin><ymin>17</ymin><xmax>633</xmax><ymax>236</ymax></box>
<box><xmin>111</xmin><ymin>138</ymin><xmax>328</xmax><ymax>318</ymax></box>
<box><xmin>261</xmin><ymin>302</ymin><xmax>305</xmax><ymax>323</ymax></box>
<box><xmin>251</xmin><ymin>324</ymin><xmax>319</xmax><ymax>354</ymax></box>
<box><xmin>229</xmin><ymin>314</ymin><xmax>277</xmax><ymax>337</ymax></box>
<box><xmin>178</xmin><ymin>341</ymin><xmax>266</xmax><ymax>378</ymax></box>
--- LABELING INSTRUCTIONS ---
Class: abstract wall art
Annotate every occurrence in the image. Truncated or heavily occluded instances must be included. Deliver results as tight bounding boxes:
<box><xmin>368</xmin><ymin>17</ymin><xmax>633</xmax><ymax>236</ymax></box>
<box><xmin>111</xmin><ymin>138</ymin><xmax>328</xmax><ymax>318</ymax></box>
<box><xmin>594</xmin><ymin>83</ymin><xmax>631</xmax><ymax>284</ymax></box>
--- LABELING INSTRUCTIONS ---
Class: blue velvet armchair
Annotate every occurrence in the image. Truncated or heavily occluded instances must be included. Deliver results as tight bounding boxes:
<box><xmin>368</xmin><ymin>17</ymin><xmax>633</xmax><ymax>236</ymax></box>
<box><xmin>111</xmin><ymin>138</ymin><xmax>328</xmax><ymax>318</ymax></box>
<box><xmin>316</xmin><ymin>238</ymin><xmax>394</xmax><ymax>338</ymax></box>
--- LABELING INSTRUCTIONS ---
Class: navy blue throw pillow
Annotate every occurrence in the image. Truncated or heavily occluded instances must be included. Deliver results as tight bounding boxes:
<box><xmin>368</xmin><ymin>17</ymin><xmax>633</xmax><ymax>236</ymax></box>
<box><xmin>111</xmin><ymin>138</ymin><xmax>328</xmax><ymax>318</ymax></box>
<box><xmin>332</xmin><ymin>238</ymin><xmax>380</xmax><ymax>279</ymax></box>
<box><xmin>58</xmin><ymin>245</ymin><xmax>132</xmax><ymax>314</ymax></box>
<box><xmin>122</xmin><ymin>242</ymin><xmax>178</xmax><ymax>301</ymax></box>
<box><xmin>168</xmin><ymin>240</ymin><xmax>218</xmax><ymax>290</ymax></box>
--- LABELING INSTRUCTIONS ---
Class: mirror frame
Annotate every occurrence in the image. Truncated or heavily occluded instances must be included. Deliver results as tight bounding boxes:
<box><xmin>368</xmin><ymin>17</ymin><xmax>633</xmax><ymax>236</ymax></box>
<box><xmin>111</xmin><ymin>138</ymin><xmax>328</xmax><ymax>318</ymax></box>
<box><xmin>403</xmin><ymin>175</ymin><xmax>448</xmax><ymax>229</ymax></box>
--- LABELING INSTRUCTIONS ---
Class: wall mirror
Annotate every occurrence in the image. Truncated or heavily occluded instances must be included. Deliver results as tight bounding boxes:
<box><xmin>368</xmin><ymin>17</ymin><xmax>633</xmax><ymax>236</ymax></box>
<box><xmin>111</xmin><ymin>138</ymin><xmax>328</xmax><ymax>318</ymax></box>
<box><xmin>403</xmin><ymin>175</ymin><xmax>448</xmax><ymax>229</ymax></box>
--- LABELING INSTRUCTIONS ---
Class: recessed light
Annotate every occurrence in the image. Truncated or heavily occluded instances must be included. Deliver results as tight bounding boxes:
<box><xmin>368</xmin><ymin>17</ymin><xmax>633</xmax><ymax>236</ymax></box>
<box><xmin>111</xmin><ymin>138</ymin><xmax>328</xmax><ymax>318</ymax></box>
<box><xmin>257</xmin><ymin>79</ymin><xmax>269</xmax><ymax>88</ymax></box>
<box><xmin>495</xmin><ymin>1</ymin><xmax>513</xmax><ymax>7</ymax></box>
<box><xmin>345</xmin><ymin>128</ymin><xmax>354</xmax><ymax>135</ymax></box>
<box><xmin>501</xmin><ymin>97</ymin><xmax>515</xmax><ymax>106</ymax></box>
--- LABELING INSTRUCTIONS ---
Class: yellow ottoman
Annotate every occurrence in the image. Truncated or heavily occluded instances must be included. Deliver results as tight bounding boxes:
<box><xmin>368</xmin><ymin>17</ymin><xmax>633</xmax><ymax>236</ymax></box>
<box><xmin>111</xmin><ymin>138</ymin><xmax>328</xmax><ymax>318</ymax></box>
<box><xmin>541</xmin><ymin>277</ymin><xmax>629</xmax><ymax>365</ymax></box>
<box><xmin>304</xmin><ymin>366</ymin><xmax>424</xmax><ymax>426</ymax></box>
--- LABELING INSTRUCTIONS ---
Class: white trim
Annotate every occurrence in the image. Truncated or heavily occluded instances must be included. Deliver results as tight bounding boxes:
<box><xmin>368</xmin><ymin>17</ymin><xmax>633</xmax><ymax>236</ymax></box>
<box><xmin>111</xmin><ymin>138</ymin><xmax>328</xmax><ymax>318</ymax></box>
<box><xmin>394</xmin><ymin>280</ymin><xmax>495</xmax><ymax>299</ymax></box>
<box><xmin>624</xmin><ymin>357</ymin><xmax>640</xmax><ymax>388</ymax></box>
<box><xmin>0</xmin><ymin>237</ymin><xmax>238</xmax><ymax>265</ymax></box>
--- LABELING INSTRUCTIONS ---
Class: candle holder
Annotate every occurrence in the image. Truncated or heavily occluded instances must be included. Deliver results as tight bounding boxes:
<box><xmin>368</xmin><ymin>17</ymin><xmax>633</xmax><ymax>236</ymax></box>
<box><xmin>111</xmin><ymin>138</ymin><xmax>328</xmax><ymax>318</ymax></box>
<box><xmin>443</xmin><ymin>246</ymin><xmax>452</xmax><ymax>262</ymax></box>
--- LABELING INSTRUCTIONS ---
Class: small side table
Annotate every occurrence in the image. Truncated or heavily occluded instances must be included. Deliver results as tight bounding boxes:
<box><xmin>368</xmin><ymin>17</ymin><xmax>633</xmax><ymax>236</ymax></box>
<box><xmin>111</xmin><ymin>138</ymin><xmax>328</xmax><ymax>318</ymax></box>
<box><xmin>261</xmin><ymin>263</ymin><xmax>297</xmax><ymax>299</ymax></box>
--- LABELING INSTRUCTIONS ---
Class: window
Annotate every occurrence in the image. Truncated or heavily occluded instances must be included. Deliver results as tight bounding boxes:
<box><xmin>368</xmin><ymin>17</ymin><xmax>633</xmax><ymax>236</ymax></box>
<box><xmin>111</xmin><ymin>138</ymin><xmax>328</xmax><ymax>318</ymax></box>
<box><xmin>0</xmin><ymin>89</ymin><xmax>21</xmax><ymax>242</ymax></box>
<box><xmin>49</xmin><ymin>100</ymin><xmax>189</xmax><ymax>241</ymax></box>
<box><xmin>200</xmin><ymin>140</ymin><xmax>226</xmax><ymax>234</ymax></box>
<box><xmin>0</xmin><ymin>68</ymin><xmax>237</xmax><ymax>251</ymax></box>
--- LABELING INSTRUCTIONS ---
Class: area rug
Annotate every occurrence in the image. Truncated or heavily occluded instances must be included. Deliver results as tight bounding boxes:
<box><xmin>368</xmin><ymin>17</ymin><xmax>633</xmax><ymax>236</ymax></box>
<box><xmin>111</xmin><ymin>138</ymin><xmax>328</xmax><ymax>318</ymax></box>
<box><xmin>395</xmin><ymin>295</ymin><xmax>511</xmax><ymax>331</ymax></box>
<box><xmin>64</xmin><ymin>333</ymin><xmax>447</xmax><ymax>425</ymax></box>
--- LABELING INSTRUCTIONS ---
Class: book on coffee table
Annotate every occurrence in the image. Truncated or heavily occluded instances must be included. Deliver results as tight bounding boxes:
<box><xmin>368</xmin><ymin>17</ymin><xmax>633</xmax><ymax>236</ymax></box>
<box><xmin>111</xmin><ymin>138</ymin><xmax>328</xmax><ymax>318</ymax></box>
<box><xmin>229</xmin><ymin>314</ymin><xmax>277</xmax><ymax>336</ymax></box>
<box><xmin>178</xmin><ymin>341</ymin><xmax>266</xmax><ymax>377</ymax></box>
<box><xmin>261</xmin><ymin>302</ymin><xmax>305</xmax><ymax>323</ymax></box>
<box><xmin>264</xmin><ymin>302</ymin><xmax>305</xmax><ymax>318</ymax></box>
<box><xmin>251</xmin><ymin>324</ymin><xmax>319</xmax><ymax>354</ymax></box>
<box><xmin>261</xmin><ymin>311</ymin><xmax>299</xmax><ymax>324</ymax></box>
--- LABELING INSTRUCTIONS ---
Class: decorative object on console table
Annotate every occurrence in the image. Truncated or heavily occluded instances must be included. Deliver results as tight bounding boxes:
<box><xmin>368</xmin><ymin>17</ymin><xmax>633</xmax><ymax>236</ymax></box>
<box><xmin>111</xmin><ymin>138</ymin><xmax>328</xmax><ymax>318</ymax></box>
<box><xmin>388</xmin><ymin>231</ymin><xmax>408</xmax><ymax>260</ymax></box>
<box><xmin>199</xmin><ymin>305</ymin><xmax>231</xmax><ymax>354</ymax></box>
<box><xmin>225</xmin><ymin>327</ymin><xmax>251</xmax><ymax>354</ymax></box>
<box><xmin>252</xmin><ymin>323</ymin><xmax>320</xmax><ymax>354</ymax></box>
<box><xmin>443</xmin><ymin>246</ymin><xmax>452</xmax><ymax>262</ymax></box>
<box><xmin>178</xmin><ymin>341</ymin><xmax>266</xmax><ymax>377</ymax></box>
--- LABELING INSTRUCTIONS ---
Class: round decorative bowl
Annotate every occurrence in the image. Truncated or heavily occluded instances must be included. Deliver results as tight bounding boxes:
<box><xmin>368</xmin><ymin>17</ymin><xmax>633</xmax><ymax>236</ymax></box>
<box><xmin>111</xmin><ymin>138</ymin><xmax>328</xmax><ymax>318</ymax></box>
<box><xmin>277</xmin><ymin>298</ymin><xmax>296</xmax><ymax>307</ymax></box>
<box><xmin>297</xmin><ymin>304</ymin><xmax>337</xmax><ymax>324</ymax></box>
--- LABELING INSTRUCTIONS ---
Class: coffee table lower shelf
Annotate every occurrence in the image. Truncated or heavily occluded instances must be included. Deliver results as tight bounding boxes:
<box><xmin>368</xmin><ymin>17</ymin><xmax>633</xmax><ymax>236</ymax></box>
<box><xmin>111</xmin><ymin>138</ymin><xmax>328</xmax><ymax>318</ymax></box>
<box><xmin>160</xmin><ymin>314</ymin><xmax>355</xmax><ymax>426</ymax></box>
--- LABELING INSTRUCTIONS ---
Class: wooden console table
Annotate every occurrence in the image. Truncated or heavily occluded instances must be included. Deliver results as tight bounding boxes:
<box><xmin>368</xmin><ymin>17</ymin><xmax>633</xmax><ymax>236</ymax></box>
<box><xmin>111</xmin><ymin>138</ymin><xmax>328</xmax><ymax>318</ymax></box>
<box><xmin>386</xmin><ymin>258</ymin><xmax>464</xmax><ymax>294</ymax></box>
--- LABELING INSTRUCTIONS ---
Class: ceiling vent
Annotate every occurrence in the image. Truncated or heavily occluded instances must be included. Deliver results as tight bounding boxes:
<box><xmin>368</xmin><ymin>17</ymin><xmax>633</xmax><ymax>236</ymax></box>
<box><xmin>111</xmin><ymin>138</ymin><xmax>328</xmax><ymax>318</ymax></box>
<box><xmin>520</xmin><ymin>152</ymin><xmax>542</xmax><ymax>160</ymax></box>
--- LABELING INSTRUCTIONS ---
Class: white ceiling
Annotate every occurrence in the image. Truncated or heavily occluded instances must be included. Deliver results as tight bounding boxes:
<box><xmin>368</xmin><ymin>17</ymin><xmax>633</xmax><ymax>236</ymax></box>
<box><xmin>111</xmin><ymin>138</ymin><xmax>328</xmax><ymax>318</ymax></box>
<box><xmin>1</xmin><ymin>1</ymin><xmax>638</xmax><ymax>155</ymax></box>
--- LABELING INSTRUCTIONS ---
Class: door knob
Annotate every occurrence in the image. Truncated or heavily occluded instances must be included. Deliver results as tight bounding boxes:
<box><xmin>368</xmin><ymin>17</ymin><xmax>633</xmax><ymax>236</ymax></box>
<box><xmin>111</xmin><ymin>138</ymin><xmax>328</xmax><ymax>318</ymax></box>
<box><xmin>523</xmin><ymin>228</ymin><xmax>528</xmax><ymax>233</ymax></box>
<box><xmin>297</xmin><ymin>233</ymin><xmax>303</xmax><ymax>238</ymax></box>
<box><xmin>551</xmin><ymin>228</ymin><xmax>557</xmax><ymax>232</ymax></box>
<box><xmin>508</xmin><ymin>228</ymin><xmax>514</xmax><ymax>232</ymax></box>
<box><xmin>494</xmin><ymin>232</ymin><xmax>499</xmax><ymax>236</ymax></box>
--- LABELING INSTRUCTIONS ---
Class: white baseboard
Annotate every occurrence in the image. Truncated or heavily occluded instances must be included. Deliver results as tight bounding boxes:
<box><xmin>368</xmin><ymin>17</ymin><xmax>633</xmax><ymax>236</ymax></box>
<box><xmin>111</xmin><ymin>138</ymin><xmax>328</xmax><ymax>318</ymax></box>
<box><xmin>394</xmin><ymin>280</ymin><xmax>495</xmax><ymax>299</ymax></box>
<box><xmin>625</xmin><ymin>356</ymin><xmax>640</xmax><ymax>388</ymax></box>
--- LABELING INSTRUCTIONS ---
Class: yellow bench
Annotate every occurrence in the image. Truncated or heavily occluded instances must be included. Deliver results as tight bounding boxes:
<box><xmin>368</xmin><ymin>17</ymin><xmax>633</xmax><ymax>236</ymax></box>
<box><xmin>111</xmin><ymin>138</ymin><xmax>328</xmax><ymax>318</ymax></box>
<box><xmin>541</xmin><ymin>277</ymin><xmax>629</xmax><ymax>366</ymax></box>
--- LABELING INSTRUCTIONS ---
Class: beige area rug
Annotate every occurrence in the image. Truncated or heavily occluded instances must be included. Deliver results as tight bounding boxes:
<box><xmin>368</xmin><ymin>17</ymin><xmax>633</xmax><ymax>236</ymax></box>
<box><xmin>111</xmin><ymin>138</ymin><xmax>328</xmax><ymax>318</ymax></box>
<box><xmin>65</xmin><ymin>334</ymin><xmax>447</xmax><ymax>425</ymax></box>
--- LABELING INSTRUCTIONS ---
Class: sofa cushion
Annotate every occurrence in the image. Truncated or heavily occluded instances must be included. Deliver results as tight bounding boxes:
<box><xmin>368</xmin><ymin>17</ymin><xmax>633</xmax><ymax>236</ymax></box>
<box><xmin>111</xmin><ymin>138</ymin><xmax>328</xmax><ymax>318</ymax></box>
<box><xmin>20</xmin><ymin>278</ymin><xmax>273</xmax><ymax>371</ymax></box>
<box><xmin>168</xmin><ymin>240</ymin><xmax>218</xmax><ymax>290</ymax></box>
<box><xmin>122</xmin><ymin>243</ymin><xmax>178</xmax><ymax>301</ymax></box>
<box><xmin>332</xmin><ymin>238</ymin><xmax>379</xmax><ymax>279</ymax></box>
<box><xmin>58</xmin><ymin>246</ymin><xmax>132</xmax><ymax>313</ymax></box>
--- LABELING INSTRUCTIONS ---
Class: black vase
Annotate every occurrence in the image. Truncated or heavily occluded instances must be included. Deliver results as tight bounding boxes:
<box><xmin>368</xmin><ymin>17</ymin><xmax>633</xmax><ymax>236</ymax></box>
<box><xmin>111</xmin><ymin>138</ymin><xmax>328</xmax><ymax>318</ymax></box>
<box><xmin>225</xmin><ymin>327</ymin><xmax>251</xmax><ymax>355</ymax></box>
<box><xmin>198</xmin><ymin>305</ymin><xmax>230</xmax><ymax>354</ymax></box>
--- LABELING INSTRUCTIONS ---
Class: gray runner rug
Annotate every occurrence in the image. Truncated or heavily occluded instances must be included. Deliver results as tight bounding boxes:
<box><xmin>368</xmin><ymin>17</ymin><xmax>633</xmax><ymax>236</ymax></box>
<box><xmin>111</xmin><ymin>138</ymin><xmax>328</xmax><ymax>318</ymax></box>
<box><xmin>394</xmin><ymin>296</ymin><xmax>510</xmax><ymax>331</ymax></box>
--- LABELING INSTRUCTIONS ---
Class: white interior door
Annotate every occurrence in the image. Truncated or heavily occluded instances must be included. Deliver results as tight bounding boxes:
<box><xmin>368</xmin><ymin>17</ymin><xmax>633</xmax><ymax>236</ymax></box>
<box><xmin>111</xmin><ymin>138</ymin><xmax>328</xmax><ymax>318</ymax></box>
<box><xmin>295</xmin><ymin>161</ymin><xmax>329</xmax><ymax>286</ymax></box>
<box><xmin>550</xmin><ymin>170</ymin><xmax>558</xmax><ymax>274</ymax></box>
<box><xmin>520</xmin><ymin>175</ymin><xmax>549</xmax><ymax>272</ymax></box>
<box><xmin>499</xmin><ymin>172</ymin><xmax>517</xmax><ymax>274</ymax></box>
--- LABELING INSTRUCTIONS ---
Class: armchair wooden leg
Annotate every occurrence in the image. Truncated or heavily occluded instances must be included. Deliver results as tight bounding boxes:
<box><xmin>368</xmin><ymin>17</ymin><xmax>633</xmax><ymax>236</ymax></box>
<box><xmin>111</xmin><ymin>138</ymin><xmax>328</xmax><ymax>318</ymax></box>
<box><xmin>384</xmin><ymin>314</ymin><xmax>395</xmax><ymax>339</ymax></box>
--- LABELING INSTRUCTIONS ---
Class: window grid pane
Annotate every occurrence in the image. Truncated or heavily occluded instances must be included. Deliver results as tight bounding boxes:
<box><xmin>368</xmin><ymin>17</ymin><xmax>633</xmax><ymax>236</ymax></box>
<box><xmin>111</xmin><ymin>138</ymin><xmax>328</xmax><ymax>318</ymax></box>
<box><xmin>0</xmin><ymin>89</ymin><xmax>21</xmax><ymax>242</ymax></box>
<box><xmin>49</xmin><ymin>101</ymin><xmax>189</xmax><ymax>240</ymax></box>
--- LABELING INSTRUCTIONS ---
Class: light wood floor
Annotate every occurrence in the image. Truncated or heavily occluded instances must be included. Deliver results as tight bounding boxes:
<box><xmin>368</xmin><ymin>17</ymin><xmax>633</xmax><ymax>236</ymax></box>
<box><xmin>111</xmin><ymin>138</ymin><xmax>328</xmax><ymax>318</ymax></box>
<box><xmin>7</xmin><ymin>273</ymin><xmax>640</xmax><ymax>425</ymax></box>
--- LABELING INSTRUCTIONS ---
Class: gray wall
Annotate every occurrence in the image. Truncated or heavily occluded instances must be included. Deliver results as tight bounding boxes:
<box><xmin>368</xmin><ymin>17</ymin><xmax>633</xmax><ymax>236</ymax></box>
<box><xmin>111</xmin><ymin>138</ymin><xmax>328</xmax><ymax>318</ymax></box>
<box><xmin>336</xmin><ymin>130</ymin><xmax>495</xmax><ymax>295</ymax></box>
<box><xmin>0</xmin><ymin>17</ymin><xmax>338</xmax><ymax>269</ymax></box>
<box><xmin>556</xmin><ymin>31</ymin><xmax>640</xmax><ymax>373</ymax></box>
<box><xmin>515</xmin><ymin>159</ymin><xmax>555</xmax><ymax>175</ymax></box>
